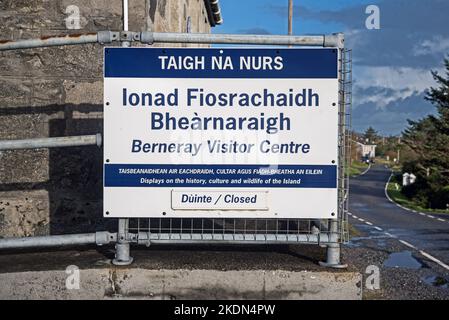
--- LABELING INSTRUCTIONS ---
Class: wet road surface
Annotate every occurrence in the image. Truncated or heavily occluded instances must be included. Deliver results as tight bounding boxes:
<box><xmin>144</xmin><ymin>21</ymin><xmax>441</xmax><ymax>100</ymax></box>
<box><xmin>345</xmin><ymin>164</ymin><xmax>449</xmax><ymax>298</ymax></box>
<box><xmin>349</xmin><ymin>164</ymin><xmax>449</xmax><ymax>265</ymax></box>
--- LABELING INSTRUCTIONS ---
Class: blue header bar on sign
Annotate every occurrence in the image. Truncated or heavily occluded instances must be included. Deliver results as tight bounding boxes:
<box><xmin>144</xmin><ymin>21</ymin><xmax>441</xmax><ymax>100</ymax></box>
<box><xmin>104</xmin><ymin>48</ymin><xmax>338</xmax><ymax>79</ymax></box>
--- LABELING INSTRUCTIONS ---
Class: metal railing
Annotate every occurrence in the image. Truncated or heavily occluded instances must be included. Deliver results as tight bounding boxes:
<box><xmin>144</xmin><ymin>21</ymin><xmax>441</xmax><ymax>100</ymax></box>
<box><xmin>0</xmin><ymin>7</ymin><xmax>350</xmax><ymax>268</ymax></box>
<box><xmin>0</xmin><ymin>232</ymin><xmax>115</xmax><ymax>249</ymax></box>
<box><xmin>0</xmin><ymin>134</ymin><xmax>102</xmax><ymax>151</ymax></box>
<box><xmin>0</xmin><ymin>31</ymin><xmax>343</xmax><ymax>52</ymax></box>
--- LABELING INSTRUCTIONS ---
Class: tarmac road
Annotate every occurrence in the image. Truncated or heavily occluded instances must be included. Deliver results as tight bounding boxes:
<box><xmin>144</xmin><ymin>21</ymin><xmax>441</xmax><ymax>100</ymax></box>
<box><xmin>345</xmin><ymin>164</ymin><xmax>449</xmax><ymax>298</ymax></box>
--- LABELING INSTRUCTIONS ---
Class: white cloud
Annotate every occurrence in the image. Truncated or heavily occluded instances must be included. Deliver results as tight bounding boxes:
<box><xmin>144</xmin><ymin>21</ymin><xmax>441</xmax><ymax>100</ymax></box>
<box><xmin>413</xmin><ymin>36</ymin><xmax>449</xmax><ymax>56</ymax></box>
<box><xmin>353</xmin><ymin>66</ymin><xmax>442</xmax><ymax>109</ymax></box>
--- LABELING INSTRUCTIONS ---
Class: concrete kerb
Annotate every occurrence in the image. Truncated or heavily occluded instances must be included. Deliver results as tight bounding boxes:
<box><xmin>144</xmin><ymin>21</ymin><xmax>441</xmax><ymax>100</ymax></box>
<box><xmin>0</xmin><ymin>267</ymin><xmax>362</xmax><ymax>300</ymax></box>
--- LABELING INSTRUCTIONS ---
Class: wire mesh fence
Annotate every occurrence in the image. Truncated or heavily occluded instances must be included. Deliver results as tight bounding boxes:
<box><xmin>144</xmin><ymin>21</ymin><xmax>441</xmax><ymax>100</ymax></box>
<box><xmin>128</xmin><ymin>217</ymin><xmax>325</xmax><ymax>235</ymax></box>
<box><xmin>340</xmin><ymin>48</ymin><xmax>352</xmax><ymax>243</ymax></box>
<box><xmin>126</xmin><ymin>217</ymin><xmax>337</xmax><ymax>244</ymax></box>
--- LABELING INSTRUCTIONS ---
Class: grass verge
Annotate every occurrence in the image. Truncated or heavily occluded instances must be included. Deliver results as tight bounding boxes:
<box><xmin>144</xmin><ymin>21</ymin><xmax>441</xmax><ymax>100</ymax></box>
<box><xmin>348</xmin><ymin>223</ymin><xmax>362</xmax><ymax>238</ymax></box>
<box><xmin>348</xmin><ymin>161</ymin><xmax>369</xmax><ymax>177</ymax></box>
<box><xmin>386</xmin><ymin>175</ymin><xmax>449</xmax><ymax>215</ymax></box>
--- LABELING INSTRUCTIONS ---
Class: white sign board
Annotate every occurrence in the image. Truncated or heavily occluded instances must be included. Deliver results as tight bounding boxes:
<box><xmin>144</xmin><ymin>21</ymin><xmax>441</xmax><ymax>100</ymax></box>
<box><xmin>104</xmin><ymin>48</ymin><xmax>339</xmax><ymax>219</ymax></box>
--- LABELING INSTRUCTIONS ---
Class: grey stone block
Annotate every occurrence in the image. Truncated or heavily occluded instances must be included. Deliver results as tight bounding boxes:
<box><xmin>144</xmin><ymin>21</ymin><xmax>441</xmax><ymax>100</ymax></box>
<box><xmin>0</xmin><ymin>268</ymin><xmax>363</xmax><ymax>300</ymax></box>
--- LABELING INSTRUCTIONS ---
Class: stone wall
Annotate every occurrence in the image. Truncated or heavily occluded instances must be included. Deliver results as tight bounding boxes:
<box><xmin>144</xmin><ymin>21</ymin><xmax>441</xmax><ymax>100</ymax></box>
<box><xmin>0</xmin><ymin>0</ymin><xmax>212</xmax><ymax>237</ymax></box>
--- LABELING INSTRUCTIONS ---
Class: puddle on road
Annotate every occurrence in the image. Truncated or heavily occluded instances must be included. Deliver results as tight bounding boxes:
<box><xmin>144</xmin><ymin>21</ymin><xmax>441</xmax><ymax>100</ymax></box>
<box><xmin>347</xmin><ymin>238</ymin><xmax>389</xmax><ymax>249</ymax></box>
<box><xmin>422</xmin><ymin>275</ymin><xmax>449</xmax><ymax>289</ymax></box>
<box><xmin>345</xmin><ymin>240</ymin><xmax>362</xmax><ymax>248</ymax></box>
<box><xmin>383</xmin><ymin>251</ymin><xmax>422</xmax><ymax>269</ymax></box>
<box><xmin>347</xmin><ymin>224</ymin><xmax>389</xmax><ymax>248</ymax></box>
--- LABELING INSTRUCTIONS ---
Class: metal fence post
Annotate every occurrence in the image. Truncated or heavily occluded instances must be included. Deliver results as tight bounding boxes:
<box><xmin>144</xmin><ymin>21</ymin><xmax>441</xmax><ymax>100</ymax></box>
<box><xmin>113</xmin><ymin>218</ymin><xmax>133</xmax><ymax>265</ymax></box>
<box><xmin>319</xmin><ymin>221</ymin><xmax>346</xmax><ymax>268</ymax></box>
<box><xmin>112</xmin><ymin>0</ymin><xmax>133</xmax><ymax>266</ymax></box>
<box><xmin>320</xmin><ymin>35</ymin><xmax>348</xmax><ymax>269</ymax></box>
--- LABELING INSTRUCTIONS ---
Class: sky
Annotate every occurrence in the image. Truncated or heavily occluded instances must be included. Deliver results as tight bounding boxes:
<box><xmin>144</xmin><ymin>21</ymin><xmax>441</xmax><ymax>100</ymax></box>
<box><xmin>213</xmin><ymin>0</ymin><xmax>449</xmax><ymax>136</ymax></box>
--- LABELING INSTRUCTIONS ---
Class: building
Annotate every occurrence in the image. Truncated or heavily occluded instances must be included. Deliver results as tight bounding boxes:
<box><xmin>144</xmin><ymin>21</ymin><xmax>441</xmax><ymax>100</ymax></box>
<box><xmin>0</xmin><ymin>0</ymin><xmax>222</xmax><ymax>237</ymax></box>
<box><xmin>355</xmin><ymin>142</ymin><xmax>377</xmax><ymax>159</ymax></box>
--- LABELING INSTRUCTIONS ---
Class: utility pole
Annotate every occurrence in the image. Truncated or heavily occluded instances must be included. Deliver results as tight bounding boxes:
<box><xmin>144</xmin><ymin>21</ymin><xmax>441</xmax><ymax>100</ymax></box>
<box><xmin>288</xmin><ymin>0</ymin><xmax>293</xmax><ymax>36</ymax></box>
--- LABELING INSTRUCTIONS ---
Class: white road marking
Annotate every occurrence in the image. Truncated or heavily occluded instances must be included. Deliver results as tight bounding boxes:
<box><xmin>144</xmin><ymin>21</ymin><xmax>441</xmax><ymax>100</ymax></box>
<box><xmin>384</xmin><ymin>172</ymin><xmax>394</xmax><ymax>203</ymax></box>
<box><xmin>348</xmin><ymin>212</ymin><xmax>449</xmax><ymax>272</ymax></box>
<box><xmin>427</xmin><ymin>215</ymin><xmax>435</xmax><ymax>219</ymax></box>
<box><xmin>358</xmin><ymin>218</ymin><xmax>365</xmax><ymax>222</ymax></box>
<box><xmin>419</xmin><ymin>250</ymin><xmax>449</xmax><ymax>271</ymax></box>
<box><xmin>399</xmin><ymin>240</ymin><xmax>416</xmax><ymax>250</ymax></box>
<box><xmin>418</xmin><ymin>212</ymin><xmax>426</xmax><ymax>216</ymax></box>
<box><xmin>352</xmin><ymin>215</ymin><xmax>358</xmax><ymax>219</ymax></box>
<box><xmin>351</xmin><ymin>217</ymin><xmax>449</xmax><ymax>273</ymax></box>
<box><xmin>437</xmin><ymin>218</ymin><xmax>445</xmax><ymax>222</ymax></box>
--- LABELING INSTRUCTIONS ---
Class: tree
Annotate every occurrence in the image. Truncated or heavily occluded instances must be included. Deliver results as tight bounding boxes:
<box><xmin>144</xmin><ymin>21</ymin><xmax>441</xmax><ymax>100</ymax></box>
<box><xmin>363</xmin><ymin>126</ymin><xmax>378</xmax><ymax>143</ymax></box>
<box><xmin>426</xmin><ymin>58</ymin><xmax>449</xmax><ymax>136</ymax></box>
<box><xmin>402</xmin><ymin>57</ymin><xmax>449</xmax><ymax>209</ymax></box>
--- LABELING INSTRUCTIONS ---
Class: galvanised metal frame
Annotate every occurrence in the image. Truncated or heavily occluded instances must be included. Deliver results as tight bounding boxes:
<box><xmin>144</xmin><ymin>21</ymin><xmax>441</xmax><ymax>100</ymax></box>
<box><xmin>122</xmin><ymin>44</ymin><xmax>352</xmax><ymax>269</ymax></box>
<box><xmin>0</xmin><ymin>134</ymin><xmax>101</xmax><ymax>151</ymax></box>
<box><xmin>0</xmin><ymin>31</ymin><xmax>343</xmax><ymax>51</ymax></box>
<box><xmin>0</xmin><ymin>4</ymin><xmax>351</xmax><ymax>268</ymax></box>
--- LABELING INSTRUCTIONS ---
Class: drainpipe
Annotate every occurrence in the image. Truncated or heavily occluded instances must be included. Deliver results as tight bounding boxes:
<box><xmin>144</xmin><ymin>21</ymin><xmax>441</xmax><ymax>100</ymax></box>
<box><xmin>205</xmin><ymin>0</ymin><xmax>223</xmax><ymax>26</ymax></box>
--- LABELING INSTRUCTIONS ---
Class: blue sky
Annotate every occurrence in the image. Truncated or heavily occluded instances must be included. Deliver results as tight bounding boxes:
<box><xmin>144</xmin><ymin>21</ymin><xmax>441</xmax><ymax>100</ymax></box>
<box><xmin>213</xmin><ymin>0</ymin><xmax>449</xmax><ymax>136</ymax></box>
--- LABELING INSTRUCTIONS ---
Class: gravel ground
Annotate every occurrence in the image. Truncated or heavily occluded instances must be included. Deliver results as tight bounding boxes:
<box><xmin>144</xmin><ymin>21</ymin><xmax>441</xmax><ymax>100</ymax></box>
<box><xmin>0</xmin><ymin>243</ymin><xmax>334</xmax><ymax>274</ymax></box>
